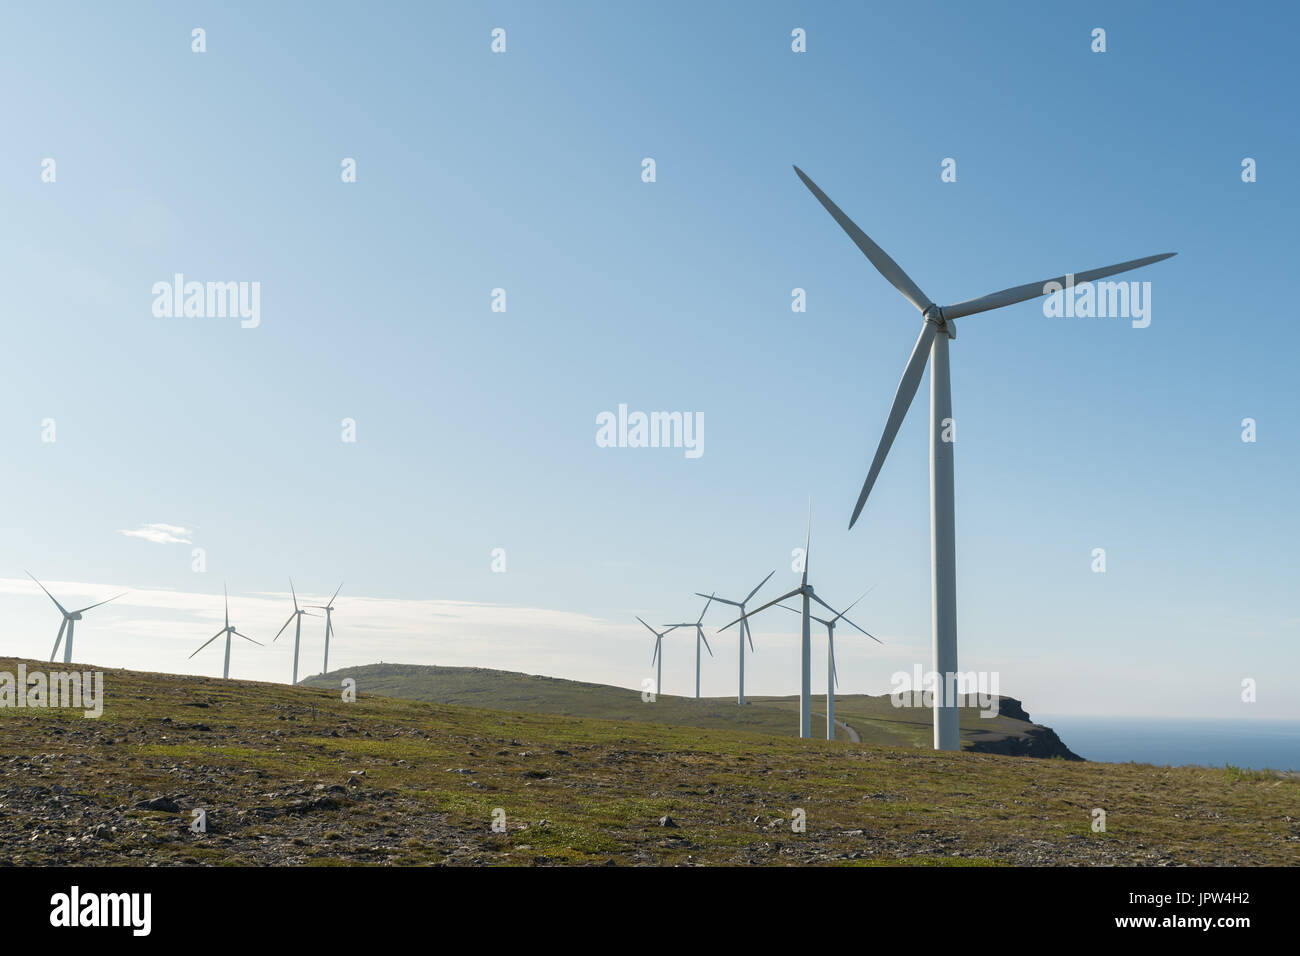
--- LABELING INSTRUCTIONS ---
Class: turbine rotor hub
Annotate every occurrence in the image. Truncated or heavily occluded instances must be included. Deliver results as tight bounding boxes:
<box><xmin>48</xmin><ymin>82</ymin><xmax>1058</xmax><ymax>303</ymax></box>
<box><xmin>923</xmin><ymin>305</ymin><xmax>956</xmax><ymax>339</ymax></box>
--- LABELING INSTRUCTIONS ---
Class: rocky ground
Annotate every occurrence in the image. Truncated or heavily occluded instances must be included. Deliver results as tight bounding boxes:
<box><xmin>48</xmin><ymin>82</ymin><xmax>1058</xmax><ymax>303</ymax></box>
<box><xmin>1</xmin><ymin>658</ymin><xmax>1296</xmax><ymax>866</ymax></box>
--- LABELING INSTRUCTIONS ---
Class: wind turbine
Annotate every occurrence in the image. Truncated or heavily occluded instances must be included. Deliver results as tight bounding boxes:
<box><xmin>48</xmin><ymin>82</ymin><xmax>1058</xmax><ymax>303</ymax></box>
<box><xmin>695</xmin><ymin>570</ymin><xmax>774</xmax><ymax>705</ymax></box>
<box><xmin>306</xmin><ymin>582</ymin><xmax>342</xmax><ymax>675</ymax></box>
<box><xmin>664</xmin><ymin>594</ymin><xmax>715</xmax><ymax>700</ymax></box>
<box><xmin>637</xmin><ymin>617</ymin><xmax>680</xmax><ymax>698</ymax></box>
<box><xmin>717</xmin><ymin>505</ymin><xmax>849</xmax><ymax>738</ymax></box>
<box><xmin>272</xmin><ymin>579</ymin><xmax>316</xmax><ymax>685</ymax></box>
<box><xmin>793</xmin><ymin>165</ymin><xmax>1175</xmax><ymax>751</ymax></box>
<box><xmin>26</xmin><ymin>572</ymin><xmax>126</xmax><ymax>664</ymax></box>
<box><xmin>189</xmin><ymin>585</ymin><xmax>262</xmax><ymax>679</ymax></box>
<box><xmin>780</xmin><ymin>591</ymin><xmax>879</xmax><ymax>739</ymax></box>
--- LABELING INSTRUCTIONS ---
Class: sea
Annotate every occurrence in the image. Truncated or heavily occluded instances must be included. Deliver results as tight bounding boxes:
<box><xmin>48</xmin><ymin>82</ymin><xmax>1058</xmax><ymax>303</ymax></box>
<box><xmin>1034</xmin><ymin>715</ymin><xmax>1300</xmax><ymax>772</ymax></box>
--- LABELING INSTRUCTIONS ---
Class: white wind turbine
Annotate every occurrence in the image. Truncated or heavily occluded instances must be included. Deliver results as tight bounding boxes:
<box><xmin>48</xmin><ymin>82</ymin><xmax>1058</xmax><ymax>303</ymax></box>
<box><xmin>717</xmin><ymin>505</ymin><xmax>855</xmax><ymax>738</ymax></box>
<box><xmin>780</xmin><ymin>591</ymin><xmax>879</xmax><ymax>739</ymax></box>
<box><xmin>695</xmin><ymin>570</ymin><xmax>774</xmax><ymax>705</ymax></box>
<box><xmin>664</xmin><ymin>594</ymin><xmax>715</xmax><ymax>700</ymax></box>
<box><xmin>637</xmin><ymin>617</ymin><xmax>680</xmax><ymax>698</ymax></box>
<box><xmin>273</xmin><ymin>579</ymin><xmax>316</xmax><ymax>685</ymax></box>
<box><xmin>306</xmin><ymin>582</ymin><xmax>342</xmax><ymax>675</ymax></box>
<box><xmin>189</xmin><ymin>585</ymin><xmax>262</xmax><ymax>679</ymax></box>
<box><xmin>26</xmin><ymin>572</ymin><xmax>126</xmax><ymax>664</ymax></box>
<box><xmin>794</xmin><ymin>165</ymin><xmax>1175</xmax><ymax>751</ymax></box>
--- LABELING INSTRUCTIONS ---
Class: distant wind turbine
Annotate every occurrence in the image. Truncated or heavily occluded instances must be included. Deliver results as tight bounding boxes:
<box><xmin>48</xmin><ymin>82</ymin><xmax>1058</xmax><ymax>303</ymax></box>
<box><xmin>637</xmin><ymin>617</ymin><xmax>680</xmax><ymax>698</ymax></box>
<box><xmin>793</xmin><ymin>164</ymin><xmax>1175</xmax><ymax>750</ymax></box>
<box><xmin>273</xmin><ymin>579</ymin><xmax>316</xmax><ymax>684</ymax></box>
<box><xmin>664</xmin><ymin>594</ymin><xmax>715</xmax><ymax>700</ymax></box>
<box><xmin>718</xmin><ymin>504</ymin><xmax>856</xmax><ymax>738</ymax></box>
<box><xmin>26</xmin><ymin>571</ymin><xmax>126</xmax><ymax>664</ymax></box>
<box><xmin>306</xmin><ymin>582</ymin><xmax>342</xmax><ymax>675</ymax></box>
<box><xmin>695</xmin><ymin>570</ymin><xmax>774</xmax><ymax>705</ymax></box>
<box><xmin>780</xmin><ymin>590</ymin><xmax>880</xmax><ymax>739</ymax></box>
<box><xmin>189</xmin><ymin>585</ymin><xmax>261</xmax><ymax>679</ymax></box>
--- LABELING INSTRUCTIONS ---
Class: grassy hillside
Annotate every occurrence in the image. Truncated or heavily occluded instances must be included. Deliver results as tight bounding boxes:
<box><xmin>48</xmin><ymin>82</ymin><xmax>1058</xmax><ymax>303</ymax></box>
<box><xmin>2</xmin><ymin>657</ymin><xmax>1296</xmax><ymax>866</ymax></box>
<box><xmin>300</xmin><ymin>662</ymin><xmax>1075</xmax><ymax>756</ymax></box>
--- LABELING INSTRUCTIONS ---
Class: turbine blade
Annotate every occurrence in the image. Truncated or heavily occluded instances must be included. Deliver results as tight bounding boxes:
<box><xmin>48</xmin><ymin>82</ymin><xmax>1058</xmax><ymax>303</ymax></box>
<box><xmin>189</xmin><ymin>631</ymin><xmax>223</xmax><ymax>659</ymax></box>
<box><xmin>50</xmin><ymin>619</ymin><xmax>67</xmax><ymax>662</ymax></box>
<box><xmin>636</xmin><ymin>616</ymin><xmax>659</xmax><ymax>638</ymax></box>
<box><xmin>744</xmin><ymin>570</ymin><xmax>776</xmax><ymax>604</ymax></box>
<box><xmin>718</xmin><ymin>588</ymin><xmax>802</xmax><ymax>631</ymax></box>
<box><xmin>234</xmin><ymin>631</ymin><xmax>262</xmax><ymax>645</ymax></box>
<box><xmin>696</xmin><ymin>593</ymin><xmax>715</xmax><ymax>625</ymax></box>
<box><xmin>328</xmin><ymin>582</ymin><xmax>343</xmax><ymax>605</ymax></box>
<box><xmin>809</xmin><ymin>592</ymin><xmax>843</xmax><ymax>619</ymax></box>
<box><xmin>793</xmin><ymin>166</ymin><xmax>933</xmax><ymax>313</ymax></box>
<box><xmin>700</xmin><ymin>628</ymin><xmax>713</xmax><ymax>657</ymax></box>
<box><xmin>941</xmin><ymin>252</ymin><xmax>1176</xmax><ymax>320</ymax></box>
<box><xmin>290</xmin><ymin>578</ymin><xmax>299</xmax><ymax>612</ymax></box>
<box><xmin>832</xmin><ymin>586</ymin><xmax>876</xmax><ymax>623</ymax></box>
<box><xmin>743</xmin><ymin>618</ymin><xmax>754</xmax><ymax>653</ymax></box>
<box><xmin>832</xmin><ymin>653</ymin><xmax>839</xmax><ymax>690</ymax></box>
<box><xmin>26</xmin><ymin>571</ymin><xmax>68</xmax><ymax>616</ymax></box>
<box><xmin>694</xmin><ymin>592</ymin><xmax>741</xmax><ymax>607</ymax></box>
<box><xmin>802</xmin><ymin>501</ymin><xmax>811</xmax><ymax>587</ymax></box>
<box><xmin>849</xmin><ymin>319</ymin><xmax>939</xmax><ymax>529</ymax></box>
<box><xmin>785</xmin><ymin>601</ymin><xmax>832</xmax><ymax>626</ymax></box>
<box><xmin>838</xmin><ymin>613</ymin><xmax>883</xmax><ymax>644</ymax></box>
<box><xmin>273</xmin><ymin>614</ymin><xmax>295</xmax><ymax>642</ymax></box>
<box><xmin>651</xmin><ymin>636</ymin><xmax>660</xmax><ymax>666</ymax></box>
<box><xmin>74</xmin><ymin>592</ymin><xmax>127</xmax><ymax>614</ymax></box>
<box><xmin>223</xmin><ymin>583</ymin><xmax>230</xmax><ymax>630</ymax></box>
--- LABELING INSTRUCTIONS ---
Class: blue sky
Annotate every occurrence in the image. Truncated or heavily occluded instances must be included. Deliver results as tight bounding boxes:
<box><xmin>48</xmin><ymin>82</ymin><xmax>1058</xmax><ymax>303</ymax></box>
<box><xmin>1</xmin><ymin>2</ymin><xmax>1296</xmax><ymax>719</ymax></box>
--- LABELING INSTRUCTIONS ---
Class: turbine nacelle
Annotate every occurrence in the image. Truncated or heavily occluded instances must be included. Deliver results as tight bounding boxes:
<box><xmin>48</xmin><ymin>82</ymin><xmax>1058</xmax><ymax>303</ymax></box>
<box><xmin>922</xmin><ymin>306</ymin><xmax>955</xmax><ymax>338</ymax></box>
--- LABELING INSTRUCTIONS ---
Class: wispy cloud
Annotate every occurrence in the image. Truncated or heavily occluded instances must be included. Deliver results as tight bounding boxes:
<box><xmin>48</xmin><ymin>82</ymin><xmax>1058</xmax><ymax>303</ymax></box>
<box><xmin>118</xmin><ymin>523</ymin><xmax>193</xmax><ymax>545</ymax></box>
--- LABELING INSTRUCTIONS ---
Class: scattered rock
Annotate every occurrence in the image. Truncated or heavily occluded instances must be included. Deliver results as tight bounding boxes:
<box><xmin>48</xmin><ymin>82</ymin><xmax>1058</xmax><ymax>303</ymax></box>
<box><xmin>136</xmin><ymin>797</ymin><xmax>181</xmax><ymax>813</ymax></box>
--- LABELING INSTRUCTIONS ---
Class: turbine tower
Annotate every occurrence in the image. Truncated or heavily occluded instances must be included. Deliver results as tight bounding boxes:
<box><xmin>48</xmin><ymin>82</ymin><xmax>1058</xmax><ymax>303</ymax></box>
<box><xmin>794</xmin><ymin>165</ymin><xmax>1175</xmax><ymax>750</ymax></box>
<box><xmin>637</xmin><ymin>617</ymin><xmax>680</xmax><ymax>698</ymax></box>
<box><xmin>306</xmin><ymin>582</ymin><xmax>342</xmax><ymax>675</ymax></box>
<box><xmin>781</xmin><ymin>591</ymin><xmax>879</xmax><ymax>739</ymax></box>
<box><xmin>26</xmin><ymin>572</ymin><xmax>125</xmax><ymax>664</ymax></box>
<box><xmin>189</xmin><ymin>585</ymin><xmax>262</xmax><ymax>679</ymax></box>
<box><xmin>664</xmin><ymin>594</ymin><xmax>715</xmax><ymax>700</ymax></box>
<box><xmin>717</xmin><ymin>505</ymin><xmax>852</xmax><ymax>738</ymax></box>
<box><xmin>695</xmin><ymin>570</ymin><xmax>774</xmax><ymax>705</ymax></box>
<box><xmin>273</xmin><ymin>578</ymin><xmax>316</xmax><ymax>685</ymax></box>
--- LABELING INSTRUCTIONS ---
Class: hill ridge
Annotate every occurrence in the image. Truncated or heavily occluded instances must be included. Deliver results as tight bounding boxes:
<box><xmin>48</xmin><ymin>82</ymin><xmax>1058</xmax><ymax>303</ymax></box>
<box><xmin>301</xmin><ymin>661</ymin><xmax>1081</xmax><ymax>759</ymax></box>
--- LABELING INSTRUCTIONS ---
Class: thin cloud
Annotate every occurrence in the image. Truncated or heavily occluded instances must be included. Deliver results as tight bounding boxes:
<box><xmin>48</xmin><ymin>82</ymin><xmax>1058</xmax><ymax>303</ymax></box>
<box><xmin>118</xmin><ymin>523</ymin><xmax>193</xmax><ymax>545</ymax></box>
